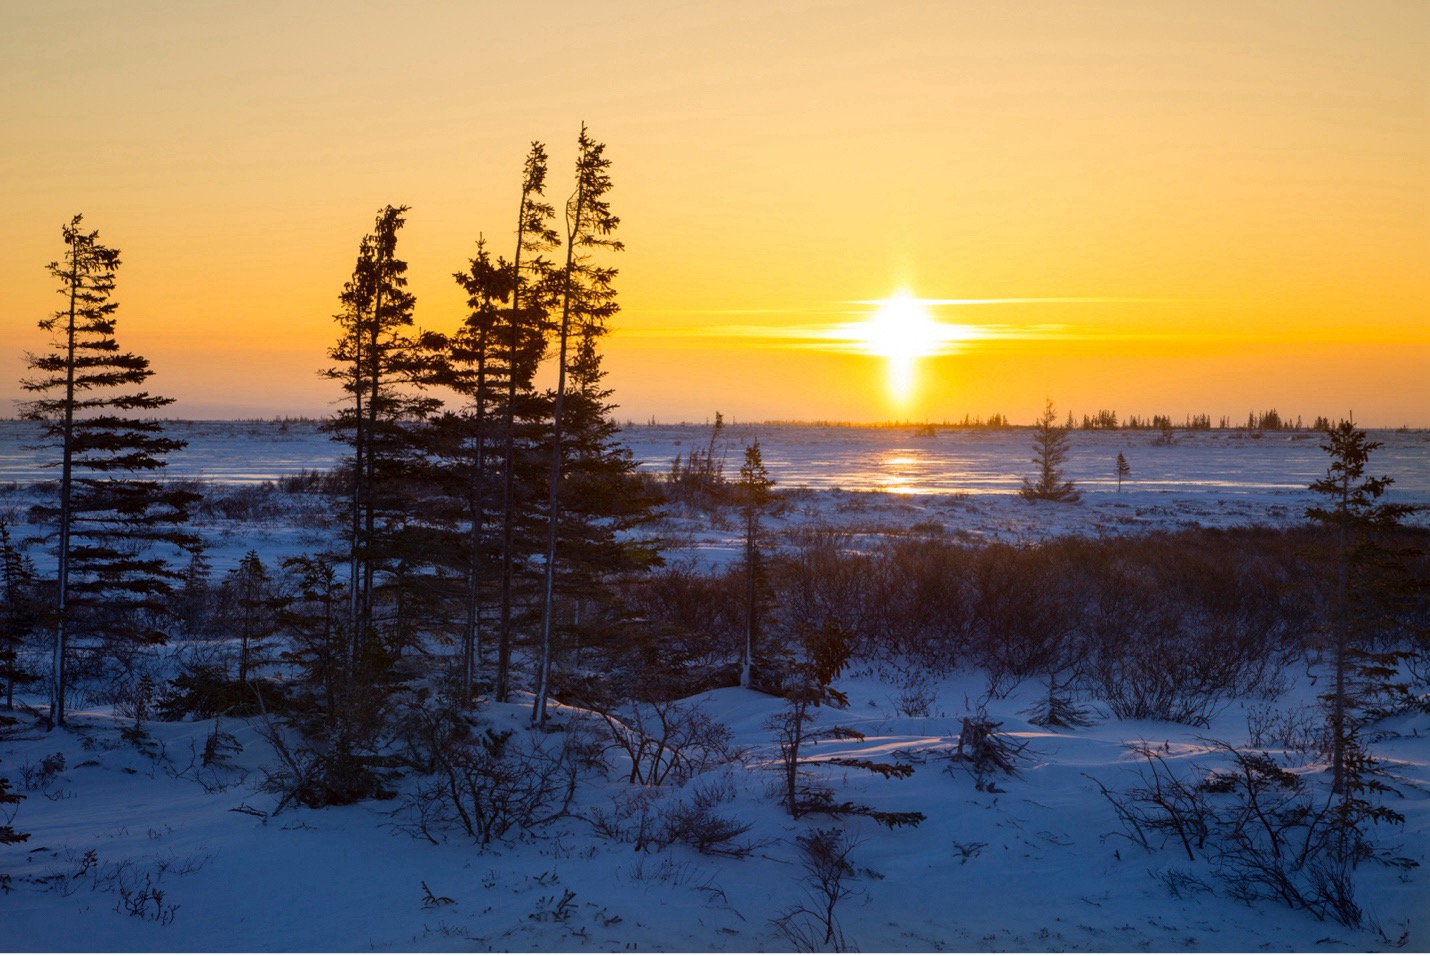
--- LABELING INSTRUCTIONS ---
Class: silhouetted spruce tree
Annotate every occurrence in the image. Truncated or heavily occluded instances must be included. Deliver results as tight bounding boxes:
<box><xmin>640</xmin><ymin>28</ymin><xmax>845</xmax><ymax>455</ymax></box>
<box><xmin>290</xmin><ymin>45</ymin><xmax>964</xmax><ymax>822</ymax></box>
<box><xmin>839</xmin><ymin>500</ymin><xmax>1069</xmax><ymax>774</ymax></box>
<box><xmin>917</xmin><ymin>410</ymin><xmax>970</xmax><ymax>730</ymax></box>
<box><xmin>540</xmin><ymin>306</ymin><xmax>661</xmax><ymax>678</ymax></box>
<box><xmin>739</xmin><ymin>441</ymin><xmax>775</xmax><ymax>689</ymax></box>
<box><xmin>435</xmin><ymin>238</ymin><xmax>518</xmax><ymax>704</ymax></box>
<box><xmin>273</xmin><ymin>557</ymin><xmax>346</xmax><ymax>731</ymax></box>
<box><xmin>271</xmin><ymin>554</ymin><xmax>390</xmax><ymax>806</ymax></box>
<box><xmin>21</xmin><ymin>215</ymin><xmax>199</xmax><ymax>727</ymax></box>
<box><xmin>1306</xmin><ymin>419</ymin><xmax>1415</xmax><ymax>799</ymax></box>
<box><xmin>224</xmin><ymin>550</ymin><xmax>276</xmax><ymax>690</ymax></box>
<box><xmin>173</xmin><ymin>551</ymin><xmax>215</xmax><ymax>640</ymax></box>
<box><xmin>0</xmin><ymin>764</ymin><xmax>27</xmax><ymax>846</ymax></box>
<box><xmin>0</xmin><ymin>520</ymin><xmax>41</xmax><ymax>713</ymax></box>
<box><xmin>1115</xmin><ymin>452</ymin><xmax>1131</xmax><ymax>493</ymax></box>
<box><xmin>533</xmin><ymin>125</ymin><xmax>623</xmax><ymax>725</ymax></box>
<box><xmin>496</xmin><ymin>143</ymin><xmax>559</xmax><ymax>704</ymax></box>
<box><xmin>1020</xmin><ymin>400</ymin><xmax>1080</xmax><ymax>503</ymax></box>
<box><xmin>323</xmin><ymin>205</ymin><xmax>442</xmax><ymax>682</ymax></box>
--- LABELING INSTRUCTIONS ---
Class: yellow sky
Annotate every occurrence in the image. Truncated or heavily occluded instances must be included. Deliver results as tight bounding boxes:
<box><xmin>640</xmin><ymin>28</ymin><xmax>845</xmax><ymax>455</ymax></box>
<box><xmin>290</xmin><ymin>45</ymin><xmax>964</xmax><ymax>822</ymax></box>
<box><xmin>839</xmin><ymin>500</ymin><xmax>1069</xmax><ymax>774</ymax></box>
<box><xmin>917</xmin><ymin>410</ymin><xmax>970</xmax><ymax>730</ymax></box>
<box><xmin>2</xmin><ymin>1</ymin><xmax>1426</xmax><ymax>424</ymax></box>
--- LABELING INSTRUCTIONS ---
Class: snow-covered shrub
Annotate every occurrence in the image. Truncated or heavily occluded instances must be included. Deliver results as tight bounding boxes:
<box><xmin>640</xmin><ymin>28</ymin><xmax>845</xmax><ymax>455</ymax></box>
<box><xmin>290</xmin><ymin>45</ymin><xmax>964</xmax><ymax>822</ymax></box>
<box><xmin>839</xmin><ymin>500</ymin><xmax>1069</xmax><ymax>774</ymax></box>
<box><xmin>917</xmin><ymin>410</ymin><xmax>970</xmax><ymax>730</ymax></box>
<box><xmin>1093</xmin><ymin>742</ymin><xmax>1415</xmax><ymax>928</ymax></box>
<box><xmin>941</xmin><ymin>714</ymin><xmax>1032</xmax><ymax>792</ymax></box>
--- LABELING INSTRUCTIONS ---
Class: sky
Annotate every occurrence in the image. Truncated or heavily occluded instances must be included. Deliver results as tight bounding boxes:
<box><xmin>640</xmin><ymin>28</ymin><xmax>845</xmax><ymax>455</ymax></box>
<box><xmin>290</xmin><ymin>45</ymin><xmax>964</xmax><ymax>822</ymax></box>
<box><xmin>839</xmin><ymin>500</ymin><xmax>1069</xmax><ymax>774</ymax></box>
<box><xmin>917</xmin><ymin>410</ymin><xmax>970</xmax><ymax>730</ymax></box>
<box><xmin>2</xmin><ymin>1</ymin><xmax>1426</xmax><ymax>425</ymax></box>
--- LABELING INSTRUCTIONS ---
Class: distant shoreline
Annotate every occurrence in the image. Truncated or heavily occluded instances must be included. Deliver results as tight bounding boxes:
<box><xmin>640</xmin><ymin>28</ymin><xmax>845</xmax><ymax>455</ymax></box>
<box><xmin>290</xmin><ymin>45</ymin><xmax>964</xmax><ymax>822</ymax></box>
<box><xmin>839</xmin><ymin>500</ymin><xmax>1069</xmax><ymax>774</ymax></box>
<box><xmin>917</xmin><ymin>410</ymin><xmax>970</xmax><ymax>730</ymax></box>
<box><xmin>1</xmin><ymin>416</ymin><xmax>1425</xmax><ymax>432</ymax></box>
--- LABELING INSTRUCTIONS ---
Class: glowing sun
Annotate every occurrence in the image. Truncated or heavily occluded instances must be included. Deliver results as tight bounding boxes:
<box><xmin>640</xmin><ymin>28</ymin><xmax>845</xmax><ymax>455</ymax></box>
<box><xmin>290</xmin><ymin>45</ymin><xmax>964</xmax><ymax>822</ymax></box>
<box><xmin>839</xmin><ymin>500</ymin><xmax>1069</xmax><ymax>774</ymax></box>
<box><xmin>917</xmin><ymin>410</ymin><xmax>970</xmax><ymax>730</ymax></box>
<box><xmin>844</xmin><ymin>292</ymin><xmax>980</xmax><ymax>408</ymax></box>
<box><xmin>850</xmin><ymin>292</ymin><xmax>979</xmax><ymax>359</ymax></box>
<box><xmin>858</xmin><ymin>293</ymin><xmax>945</xmax><ymax>358</ymax></box>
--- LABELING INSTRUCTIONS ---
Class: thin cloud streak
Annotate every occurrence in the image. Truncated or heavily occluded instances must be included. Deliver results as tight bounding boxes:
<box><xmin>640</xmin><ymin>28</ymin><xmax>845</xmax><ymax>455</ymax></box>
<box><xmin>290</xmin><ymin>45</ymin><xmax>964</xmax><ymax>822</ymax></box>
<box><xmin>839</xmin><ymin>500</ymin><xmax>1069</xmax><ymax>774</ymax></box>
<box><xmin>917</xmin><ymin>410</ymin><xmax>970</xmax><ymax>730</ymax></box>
<box><xmin>647</xmin><ymin>296</ymin><xmax>1185</xmax><ymax>316</ymax></box>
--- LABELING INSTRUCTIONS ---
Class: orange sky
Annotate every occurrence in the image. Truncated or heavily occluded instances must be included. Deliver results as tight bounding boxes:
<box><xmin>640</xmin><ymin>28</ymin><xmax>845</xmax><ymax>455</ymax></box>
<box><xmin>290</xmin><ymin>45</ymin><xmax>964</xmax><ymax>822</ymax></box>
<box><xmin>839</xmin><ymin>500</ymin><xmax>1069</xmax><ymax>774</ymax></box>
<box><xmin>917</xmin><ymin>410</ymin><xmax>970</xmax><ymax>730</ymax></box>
<box><xmin>2</xmin><ymin>1</ymin><xmax>1426</xmax><ymax>425</ymax></box>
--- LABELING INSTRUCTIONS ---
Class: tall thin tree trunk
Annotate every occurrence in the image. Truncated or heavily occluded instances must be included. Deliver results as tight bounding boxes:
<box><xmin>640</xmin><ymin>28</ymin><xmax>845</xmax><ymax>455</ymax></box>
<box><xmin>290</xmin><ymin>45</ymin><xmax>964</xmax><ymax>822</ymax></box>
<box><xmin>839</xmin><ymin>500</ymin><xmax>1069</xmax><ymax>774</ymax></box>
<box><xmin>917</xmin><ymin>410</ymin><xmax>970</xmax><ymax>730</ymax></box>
<box><xmin>1331</xmin><ymin>487</ymin><xmax>1349</xmax><ymax>795</ymax></box>
<box><xmin>460</xmin><ymin>340</ymin><xmax>489</xmax><ymax>707</ymax></box>
<box><xmin>355</xmin><ymin>280</ymin><xmax>385</xmax><ymax>674</ymax></box>
<box><xmin>532</xmin><ymin>213</ymin><xmax>582</xmax><ymax>726</ymax></box>
<box><xmin>496</xmin><ymin>235</ymin><xmax>525</xmax><ymax>704</ymax></box>
<box><xmin>348</xmin><ymin>330</ymin><xmax>364</xmax><ymax>673</ymax></box>
<box><xmin>532</xmin><ymin>294</ymin><xmax>572</xmax><ymax>726</ymax></box>
<box><xmin>51</xmin><ymin>237</ymin><xmax>80</xmax><ymax>728</ymax></box>
<box><xmin>742</xmin><ymin>510</ymin><xmax>756</xmax><ymax>690</ymax></box>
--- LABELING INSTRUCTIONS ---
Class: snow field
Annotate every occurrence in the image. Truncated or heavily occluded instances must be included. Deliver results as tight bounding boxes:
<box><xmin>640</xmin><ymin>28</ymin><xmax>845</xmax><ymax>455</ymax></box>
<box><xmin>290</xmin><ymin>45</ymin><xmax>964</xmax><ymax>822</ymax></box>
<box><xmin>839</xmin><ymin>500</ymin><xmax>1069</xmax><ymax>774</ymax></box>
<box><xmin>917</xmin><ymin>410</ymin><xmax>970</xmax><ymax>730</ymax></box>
<box><xmin>3</xmin><ymin>666</ymin><xmax>1427</xmax><ymax>952</ymax></box>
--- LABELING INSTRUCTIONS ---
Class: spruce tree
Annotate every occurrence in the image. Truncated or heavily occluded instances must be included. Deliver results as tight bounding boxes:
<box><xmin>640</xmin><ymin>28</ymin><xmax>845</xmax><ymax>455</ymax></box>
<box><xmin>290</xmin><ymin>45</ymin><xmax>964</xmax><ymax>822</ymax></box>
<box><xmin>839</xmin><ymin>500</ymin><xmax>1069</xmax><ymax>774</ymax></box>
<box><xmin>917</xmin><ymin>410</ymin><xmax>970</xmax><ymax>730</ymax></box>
<box><xmin>1306</xmin><ymin>419</ymin><xmax>1415</xmax><ymax>797</ymax></box>
<box><xmin>0</xmin><ymin>765</ymin><xmax>27</xmax><ymax>846</ymax></box>
<box><xmin>323</xmin><ymin>205</ymin><xmax>440</xmax><ymax>679</ymax></box>
<box><xmin>439</xmin><ymin>238</ymin><xmax>516</xmax><ymax>703</ymax></box>
<box><xmin>1020</xmin><ymin>400</ymin><xmax>1080</xmax><ymax>503</ymax></box>
<box><xmin>496</xmin><ymin>143</ymin><xmax>559</xmax><ymax>704</ymax></box>
<box><xmin>738</xmin><ymin>441</ymin><xmax>775</xmax><ymax>689</ymax></box>
<box><xmin>541</xmin><ymin>303</ymin><xmax>661</xmax><ymax>678</ymax></box>
<box><xmin>21</xmin><ymin>215</ymin><xmax>198</xmax><ymax>727</ymax></box>
<box><xmin>225</xmin><ymin>550</ymin><xmax>275</xmax><ymax>690</ymax></box>
<box><xmin>533</xmin><ymin>126</ymin><xmax>623</xmax><ymax>725</ymax></box>
<box><xmin>0</xmin><ymin>520</ymin><xmax>41</xmax><ymax>713</ymax></box>
<box><xmin>1115</xmin><ymin>452</ymin><xmax>1131</xmax><ymax>493</ymax></box>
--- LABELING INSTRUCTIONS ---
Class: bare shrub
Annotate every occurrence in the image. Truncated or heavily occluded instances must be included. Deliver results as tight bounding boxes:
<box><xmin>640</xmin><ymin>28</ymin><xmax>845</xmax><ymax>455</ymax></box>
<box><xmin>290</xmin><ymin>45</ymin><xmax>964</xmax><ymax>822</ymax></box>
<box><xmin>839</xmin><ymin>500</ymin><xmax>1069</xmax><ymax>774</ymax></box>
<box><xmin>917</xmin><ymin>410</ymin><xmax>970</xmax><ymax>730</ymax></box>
<box><xmin>618</xmin><ymin>561</ymin><xmax>746</xmax><ymax>676</ymax></box>
<box><xmin>1084</xmin><ymin>532</ymin><xmax>1302</xmax><ymax>726</ymax></box>
<box><xmin>252</xmin><ymin>708</ymin><xmax>391</xmax><ymax>814</ymax></box>
<box><xmin>771</xmin><ymin>828</ymin><xmax>860</xmax><ymax>953</ymax></box>
<box><xmin>1093</xmin><ymin>741</ymin><xmax>1414</xmax><ymax>928</ymax></box>
<box><xmin>1245</xmin><ymin>704</ymin><xmax>1329</xmax><ymax>758</ymax></box>
<box><xmin>394</xmin><ymin>704</ymin><xmax>584</xmax><ymax>846</ymax></box>
<box><xmin>159</xmin><ymin>723</ymin><xmax>248</xmax><ymax>793</ymax></box>
<box><xmin>1088</xmin><ymin>746</ymin><xmax>1213</xmax><ymax>861</ymax></box>
<box><xmin>776</xmin><ymin>529</ymin><xmax>881</xmax><ymax>650</ymax></box>
<box><xmin>110</xmin><ymin>675</ymin><xmax>157</xmax><ymax>724</ymax></box>
<box><xmin>582</xmin><ymin>694</ymin><xmax>739</xmax><ymax>786</ymax></box>
<box><xmin>965</xmin><ymin>544</ymin><xmax>1079</xmax><ymax>697</ymax></box>
<box><xmin>114</xmin><ymin>870</ymin><xmax>179</xmax><ymax>925</ymax></box>
<box><xmin>589</xmin><ymin>774</ymin><xmax>762</xmax><ymax>858</ymax></box>
<box><xmin>19</xmin><ymin>752</ymin><xmax>66</xmax><ymax>792</ymax></box>
<box><xmin>887</xmin><ymin>668</ymin><xmax>937</xmax><ymax>719</ymax></box>
<box><xmin>868</xmin><ymin>539</ymin><xmax>978</xmax><ymax>672</ymax></box>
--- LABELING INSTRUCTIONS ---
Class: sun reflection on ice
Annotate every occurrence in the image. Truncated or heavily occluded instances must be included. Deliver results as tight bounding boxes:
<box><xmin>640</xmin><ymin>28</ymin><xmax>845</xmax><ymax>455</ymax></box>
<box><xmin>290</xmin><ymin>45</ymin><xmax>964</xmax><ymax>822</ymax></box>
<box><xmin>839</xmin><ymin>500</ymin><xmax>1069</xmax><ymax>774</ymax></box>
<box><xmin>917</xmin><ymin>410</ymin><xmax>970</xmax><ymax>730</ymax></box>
<box><xmin>879</xmin><ymin>452</ymin><xmax>923</xmax><ymax>494</ymax></box>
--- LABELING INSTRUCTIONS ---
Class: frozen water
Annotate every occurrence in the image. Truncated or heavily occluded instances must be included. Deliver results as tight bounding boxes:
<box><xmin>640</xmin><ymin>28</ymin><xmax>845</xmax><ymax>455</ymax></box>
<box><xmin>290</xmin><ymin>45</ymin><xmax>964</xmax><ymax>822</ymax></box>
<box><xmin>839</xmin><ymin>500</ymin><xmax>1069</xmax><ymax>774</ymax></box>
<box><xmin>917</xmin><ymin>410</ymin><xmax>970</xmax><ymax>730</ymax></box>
<box><xmin>3</xmin><ymin>419</ymin><xmax>1427</xmax><ymax>505</ymax></box>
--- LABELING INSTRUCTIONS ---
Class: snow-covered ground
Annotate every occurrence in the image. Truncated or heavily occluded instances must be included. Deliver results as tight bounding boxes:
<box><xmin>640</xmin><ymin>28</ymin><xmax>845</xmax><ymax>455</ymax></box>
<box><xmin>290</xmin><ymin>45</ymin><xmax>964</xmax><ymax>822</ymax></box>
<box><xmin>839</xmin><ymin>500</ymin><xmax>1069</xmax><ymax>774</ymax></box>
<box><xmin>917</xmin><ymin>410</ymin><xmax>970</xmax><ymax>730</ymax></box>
<box><xmin>2</xmin><ymin>421</ymin><xmax>1428</xmax><ymax>951</ymax></box>
<box><xmin>3</xmin><ymin>672</ymin><xmax>1427</xmax><ymax>952</ymax></box>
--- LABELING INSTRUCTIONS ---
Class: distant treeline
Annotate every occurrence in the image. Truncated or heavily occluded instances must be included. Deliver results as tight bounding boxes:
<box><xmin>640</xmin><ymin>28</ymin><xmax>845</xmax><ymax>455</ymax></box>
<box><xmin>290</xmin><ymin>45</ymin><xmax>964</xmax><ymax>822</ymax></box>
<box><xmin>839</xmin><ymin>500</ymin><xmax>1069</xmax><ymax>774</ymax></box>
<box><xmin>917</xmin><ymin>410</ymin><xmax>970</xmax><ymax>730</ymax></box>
<box><xmin>1075</xmin><ymin>409</ymin><xmax>1334</xmax><ymax>432</ymax></box>
<box><xmin>628</xmin><ymin>410</ymin><xmax>1344</xmax><ymax>431</ymax></box>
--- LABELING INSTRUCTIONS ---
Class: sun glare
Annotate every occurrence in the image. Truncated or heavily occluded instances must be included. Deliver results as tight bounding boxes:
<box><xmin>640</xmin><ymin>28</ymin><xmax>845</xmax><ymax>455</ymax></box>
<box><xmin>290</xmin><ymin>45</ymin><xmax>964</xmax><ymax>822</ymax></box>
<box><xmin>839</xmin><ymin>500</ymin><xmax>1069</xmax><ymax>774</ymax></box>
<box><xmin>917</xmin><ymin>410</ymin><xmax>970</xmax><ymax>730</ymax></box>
<box><xmin>857</xmin><ymin>293</ymin><xmax>950</xmax><ymax>360</ymax></box>
<box><xmin>843</xmin><ymin>292</ymin><xmax>980</xmax><ymax>409</ymax></box>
